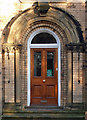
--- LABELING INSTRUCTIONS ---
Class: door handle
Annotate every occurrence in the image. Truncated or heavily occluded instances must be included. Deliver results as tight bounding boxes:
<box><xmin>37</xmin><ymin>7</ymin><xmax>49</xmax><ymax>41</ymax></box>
<box><xmin>43</xmin><ymin>80</ymin><xmax>45</xmax><ymax>83</ymax></box>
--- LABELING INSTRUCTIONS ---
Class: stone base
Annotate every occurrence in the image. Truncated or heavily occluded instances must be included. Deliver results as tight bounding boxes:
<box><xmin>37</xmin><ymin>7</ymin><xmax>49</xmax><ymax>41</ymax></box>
<box><xmin>2</xmin><ymin>104</ymin><xmax>85</xmax><ymax>120</ymax></box>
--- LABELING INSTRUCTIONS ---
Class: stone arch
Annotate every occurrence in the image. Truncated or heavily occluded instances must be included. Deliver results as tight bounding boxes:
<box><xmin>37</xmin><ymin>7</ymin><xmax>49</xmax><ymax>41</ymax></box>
<box><xmin>1</xmin><ymin>5</ymin><xmax>84</xmax><ymax>44</ymax></box>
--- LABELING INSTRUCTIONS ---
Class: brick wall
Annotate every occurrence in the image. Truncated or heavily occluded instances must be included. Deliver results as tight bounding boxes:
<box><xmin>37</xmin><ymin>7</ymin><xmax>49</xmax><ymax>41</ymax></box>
<box><xmin>50</xmin><ymin>2</ymin><xmax>85</xmax><ymax>40</ymax></box>
<box><xmin>4</xmin><ymin>51</ymin><xmax>15</xmax><ymax>103</ymax></box>
<box><xmin>73</xmin><ymin>53</ymin><xmax>83</xmax><ymax>103</ymax></box>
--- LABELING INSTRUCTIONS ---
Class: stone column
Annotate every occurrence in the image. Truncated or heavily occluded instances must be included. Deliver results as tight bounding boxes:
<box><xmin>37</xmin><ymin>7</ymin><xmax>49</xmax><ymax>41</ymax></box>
<box><xmin>85</xmin><ymin>1</ymin><xmax>87</xmax><ymax>110</ymax></box>
<box><xmin>67</xmin><ymin>51</ymin><xmax>73</xmax><ymax>104</ymax></box>
<box><xmin>0</xmin><ymin>42</ymin><xmax>2</xmax><ymax>120</ymax></box>
<box><xmin>85</xmin><ymin>52</ymin><xmax>87</xmax><ymax>110</ymax></box>
<box><xmin>16</xmin><ymin>49</ymin><xmax>21</xmax><ymax>103</ymax></box>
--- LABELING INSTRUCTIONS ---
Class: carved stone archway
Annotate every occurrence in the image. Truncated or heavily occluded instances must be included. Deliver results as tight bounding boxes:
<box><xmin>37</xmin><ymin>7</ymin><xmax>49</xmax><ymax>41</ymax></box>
<box><xmin>1</xmin><ymin>3</ymin><xmax>84</xmax><ymax>108</ymax></box>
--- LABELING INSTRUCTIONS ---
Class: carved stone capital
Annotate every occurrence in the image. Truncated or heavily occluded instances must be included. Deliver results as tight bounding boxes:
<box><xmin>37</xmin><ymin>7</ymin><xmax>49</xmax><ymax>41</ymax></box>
<box><xmin>2</xmin><ymin>43</ymin><xmax>22</xmax><ymax>53</ymax></box>
<box><xmin>66</xmin><ymin>43</ymin><xmax>87</xmax><ymax>53</ymax></box>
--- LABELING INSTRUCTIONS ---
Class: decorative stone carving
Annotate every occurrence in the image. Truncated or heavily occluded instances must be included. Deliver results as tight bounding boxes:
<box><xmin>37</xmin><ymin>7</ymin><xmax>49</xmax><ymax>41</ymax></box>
<box><xmin>67</xmin><ymin>3</ymin><xmax>76</xmax><ymax>8</ymax></box>
<box><xmin>2</xmin><ymin>43</ymin><xmax>22</xmax><ymax>53</ymax></box>
<box><xmin>66</xmin><ymin>43</ymin><xmax>87</xmax><ymax>52</ymax></box>
<box><xmin>33</xmin><ymin>2</ymin><xmax>50</xmax><ymax>16</ymax></box>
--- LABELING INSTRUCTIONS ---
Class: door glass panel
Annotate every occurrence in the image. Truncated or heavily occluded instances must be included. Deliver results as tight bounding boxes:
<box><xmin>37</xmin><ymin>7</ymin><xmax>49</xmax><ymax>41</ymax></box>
<box><xmin>31</xmin><ymin>33</ymin><xmax>57</xmax><ymax>44</ymax></box>
<box><xmin>47</xmin><ymin>52</ymin><xmax>54</xmax><ymax>77</ymax></box>
<box><xmin>34</xmin><ymin>52</ymin><xmax>41</xmax><ymax>76</ymax></box>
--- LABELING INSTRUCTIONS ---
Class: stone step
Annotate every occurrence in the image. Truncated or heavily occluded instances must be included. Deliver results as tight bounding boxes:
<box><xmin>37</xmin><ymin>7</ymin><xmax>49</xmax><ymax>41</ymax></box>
<box><xmin>2</xmin><ymin>104</ymin><xmax>85</xmax><ymax>120</ymax></box>
<box><xmin>2</xmin><ymin>109</ymin><xmax>85</xmax><ymax>120</ymax></box>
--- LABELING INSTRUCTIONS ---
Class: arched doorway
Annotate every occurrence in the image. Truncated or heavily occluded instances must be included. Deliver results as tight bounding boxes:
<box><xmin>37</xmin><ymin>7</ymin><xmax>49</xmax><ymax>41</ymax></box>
<box><xmin>27</xmin><ymin>28</ymin><xmax>61</xmax><ymax>106</ymax></box>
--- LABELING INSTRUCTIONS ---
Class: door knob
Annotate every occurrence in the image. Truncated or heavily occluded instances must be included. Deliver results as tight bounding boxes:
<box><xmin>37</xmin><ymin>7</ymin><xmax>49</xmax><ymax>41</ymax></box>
<box><xmin>43</xmin><ymin>80</ymin><xmax>45</xmax><ymax>83</ymax></box>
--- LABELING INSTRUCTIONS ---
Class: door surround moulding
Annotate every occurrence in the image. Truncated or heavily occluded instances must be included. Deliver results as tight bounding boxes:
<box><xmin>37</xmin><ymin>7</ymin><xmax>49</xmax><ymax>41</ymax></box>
<box><xmin>27</xmin><ymin>28</ymin><xmax>61</xmax><ymax>106</ymax></box>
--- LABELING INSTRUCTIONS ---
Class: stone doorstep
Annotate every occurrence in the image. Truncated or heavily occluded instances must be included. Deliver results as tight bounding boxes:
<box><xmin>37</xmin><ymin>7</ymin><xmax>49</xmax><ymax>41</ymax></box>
<box><xmin>2</xmin><ymin>104</ymin><xmax>85</xmax><ymax>119</ymax></box>
<box><xmin>2</xmin><ymin>113</ymin><xmax>85</xmax><ymax>119</ymax></box>
<box><xmin>2</xmin><ymin>110</ymin><xmax>85</xmax><ymax>119</ymax></box>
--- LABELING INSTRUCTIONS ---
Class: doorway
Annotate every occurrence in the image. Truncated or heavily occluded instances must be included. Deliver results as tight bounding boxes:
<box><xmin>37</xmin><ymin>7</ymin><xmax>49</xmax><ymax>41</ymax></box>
<box><xmin>27</xmin><ymin>29</ymin><xmax>61</xmax><ymax>106</ymax></box>
<box><xmin>31</xmin><ymin>48</ymin><xmax>58</xmax><ymax>106</ymax></box>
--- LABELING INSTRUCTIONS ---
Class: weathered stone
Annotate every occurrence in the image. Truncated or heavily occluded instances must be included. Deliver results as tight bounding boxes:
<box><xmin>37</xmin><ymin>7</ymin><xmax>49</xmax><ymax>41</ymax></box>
<box><xmin>0</xmin><ymin>1</ymin><xmax>86</xmax><ymax>119</ymax></box>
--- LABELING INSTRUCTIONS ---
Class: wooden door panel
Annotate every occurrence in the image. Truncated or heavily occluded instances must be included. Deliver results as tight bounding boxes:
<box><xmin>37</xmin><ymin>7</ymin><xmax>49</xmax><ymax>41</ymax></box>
<box><xmin>46</xmin><ymin>85</ymin><xmax>56</xmax><ymax>98</ymax></box>
<box><xmin>31</xmin><ymin>48</ymin><xmax>58</xmax><ymax>106</ymax></box>
<box><xmin>32</xmin><ymin>85</ymin><xmax>43</xmax><ymax>98</ymax></box>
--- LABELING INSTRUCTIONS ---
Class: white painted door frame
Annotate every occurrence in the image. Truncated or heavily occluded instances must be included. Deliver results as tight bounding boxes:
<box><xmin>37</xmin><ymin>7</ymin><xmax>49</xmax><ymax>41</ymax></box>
<box><xmin>27</xmin><ymin>28</ymin><xmax>61</xmax><ymax>106</ymax></box>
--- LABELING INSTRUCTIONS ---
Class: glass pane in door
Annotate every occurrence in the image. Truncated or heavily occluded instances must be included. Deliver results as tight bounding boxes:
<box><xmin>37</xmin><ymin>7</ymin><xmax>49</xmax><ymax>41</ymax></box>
<box><xmin>47</xmin><ymin>52</ymin><xmax>54</xmax><ymax>77</ymax></box>
<box><xmin>34</xmin><ymin>52</ymin><xmax>41</xmax><ymax>76</ymax></box>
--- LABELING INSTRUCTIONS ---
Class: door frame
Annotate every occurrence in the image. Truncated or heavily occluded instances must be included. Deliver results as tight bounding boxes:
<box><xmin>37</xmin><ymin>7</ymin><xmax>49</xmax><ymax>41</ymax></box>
<box><xmin>27</xmin><ymin>28</ymin><xmax>61</xmax><ymax>106</ymax></box>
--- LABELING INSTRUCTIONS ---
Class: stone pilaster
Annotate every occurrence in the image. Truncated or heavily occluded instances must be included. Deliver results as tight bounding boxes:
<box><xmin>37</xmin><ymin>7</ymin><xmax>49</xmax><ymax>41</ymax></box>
<box><xmin>73</xmin><ymin>53</ymin><xmax>83</xmax><ymax>103</ymax></box>
<box><xmin>67</xmin><ymin>51</ymin><xmax>73</xmax><ymax>104</ymax></box>
<box><xmin>16</xmin><ymin>49</ymin><xmax>21</xmax><ymax>103</ymax></box>
<box><xmin>0</xmin><ymin>42</ymin><xmax>2</xmax><ymax>119</ymax></box>
<box><xmin>85</xmin><ymin>52</ymin><xmax>87</xmax><ymax>110</ymax></box>
<box><xmin>2</xmin><ymin>44</ymin><xmax>22</xmax><ymax>103</ymax></box>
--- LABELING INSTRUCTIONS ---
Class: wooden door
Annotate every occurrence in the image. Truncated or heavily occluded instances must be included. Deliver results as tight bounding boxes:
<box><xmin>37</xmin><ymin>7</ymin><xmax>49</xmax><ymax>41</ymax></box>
<box><xmin>31</xmin><ymin>48</ymin><xmax>58</xmax><ymax>106</ymax></box>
